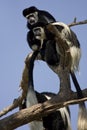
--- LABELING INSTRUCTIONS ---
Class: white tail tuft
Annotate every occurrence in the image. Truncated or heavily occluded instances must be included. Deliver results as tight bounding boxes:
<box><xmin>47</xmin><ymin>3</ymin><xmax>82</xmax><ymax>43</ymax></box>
<box><xmin>26</xmin><ymin>88</ymin><xmax>43</xmax><ymax>130</ymax></box>
<box><xmin>78</xmin><ymin>103</ymin><xmax>87</xmax><ymax>130</ymax></box>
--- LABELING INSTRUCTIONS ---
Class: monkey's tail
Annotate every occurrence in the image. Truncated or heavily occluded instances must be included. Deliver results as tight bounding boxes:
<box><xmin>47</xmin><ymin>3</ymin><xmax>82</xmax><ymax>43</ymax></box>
<box><xmin>70</xmin><ymin>72</ymin><xmax>87</xmax><ymax>130</ymax></box>
<box><xmin>26</xmin><ymin>51</ymin><xmax>44</xmax><ymax>130</ymax></box>
<box><xmin>26</xmin><ymin>51</ymin><xmax>39</xmax><ymax>108</ymax></box>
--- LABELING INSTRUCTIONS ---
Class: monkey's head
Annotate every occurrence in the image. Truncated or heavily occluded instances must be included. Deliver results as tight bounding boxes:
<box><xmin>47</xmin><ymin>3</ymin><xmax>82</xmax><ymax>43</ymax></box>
<box><xmin>27</xmin><ymin>22</ymin><xmax>56</xmax><ymax>51</ymax></box>
<box><xmin>23</xmin><ymin>6</ymin><xmax>38</xmax><ymax>28</ymax></box>
<box><xmin>27</xmin><ymin>23</ymin><xmax>46</xmax><ymax>51</ymax></box>
<box><xmin>22</xmin><ymin>6</ymin><xmax>56</xmax><ymax>29</ymax></box>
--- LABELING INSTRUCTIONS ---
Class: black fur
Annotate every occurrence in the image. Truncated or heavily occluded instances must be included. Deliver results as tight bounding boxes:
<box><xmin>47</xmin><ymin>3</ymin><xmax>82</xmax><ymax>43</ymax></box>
<box><xmin>44</xmin><ymin>40</ymin><xmax>60</xmax><ymax>66</ymax></box>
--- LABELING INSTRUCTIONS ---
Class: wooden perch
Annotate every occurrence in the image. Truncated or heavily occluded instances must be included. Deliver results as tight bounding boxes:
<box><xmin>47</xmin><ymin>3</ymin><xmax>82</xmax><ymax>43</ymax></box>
<box><xmin>0</xmin><ymin>90</ymin><xmax>87</xmax><ymax>130</ymax></box>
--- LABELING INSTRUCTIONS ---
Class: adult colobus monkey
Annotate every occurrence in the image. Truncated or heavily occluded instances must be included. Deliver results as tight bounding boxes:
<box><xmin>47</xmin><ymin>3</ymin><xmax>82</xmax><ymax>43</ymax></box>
<box><xmin>22</xmin><ymin>6</ymin><xmax>87</xmax><ymax>129</ymax></box>
<box><xmin>24</xmin><ymin>51</ymin><xmax>72</xmax><ymax>130</ymax></box>
<box><xmin>28</xmin><ymin>22</ymin><xmax>87</xmax><ymax>130</ymax></box>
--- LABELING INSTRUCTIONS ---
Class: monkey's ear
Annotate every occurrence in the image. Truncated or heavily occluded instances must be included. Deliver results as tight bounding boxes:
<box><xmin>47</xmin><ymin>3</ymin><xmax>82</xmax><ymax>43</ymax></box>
<box><xmin>22</xmin><ymin>6</ymin><xmax>38</xmax><ymax>17</ymax></box>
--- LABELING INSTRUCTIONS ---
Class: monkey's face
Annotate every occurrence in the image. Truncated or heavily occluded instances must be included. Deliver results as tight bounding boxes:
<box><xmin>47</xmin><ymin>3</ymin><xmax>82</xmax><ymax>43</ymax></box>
<box><xmin>32</xmin><ymin>27</ymin><xmax>46</xmax><ymax>50</ymax></box>
<box><xmin>33</xmin><ymin>27</ymin><xmax>45</xmax><ymax>40</ymax></box>
<box><xmin>23</xmin><ymin>6</ymin><xmax>39</xmax><ymax>27</ymax></box>
<box><xmin>26</xmin><ymin>12</ymin><xmax>38</xmax><ymax>25</ymax></box>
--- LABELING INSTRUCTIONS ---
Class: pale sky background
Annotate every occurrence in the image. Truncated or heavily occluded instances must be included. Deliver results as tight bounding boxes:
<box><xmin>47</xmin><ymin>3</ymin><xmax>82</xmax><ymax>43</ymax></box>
<box><xmin>0</xmin><ymin>1</ymin><xmax>87</xmax><ymax>130</ymax></box>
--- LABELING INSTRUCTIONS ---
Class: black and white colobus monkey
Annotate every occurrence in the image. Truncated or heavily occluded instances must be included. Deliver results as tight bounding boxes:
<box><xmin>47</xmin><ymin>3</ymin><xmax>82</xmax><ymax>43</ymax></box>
<box><xmin>24</xmin><ymin>51</ymin><xmax>72</xmax><ymax>130</ymax></box>
<box><xmin>22</xmin><ymin>6</ymin><xmax>87</xmax><ymax>129</ymax></box>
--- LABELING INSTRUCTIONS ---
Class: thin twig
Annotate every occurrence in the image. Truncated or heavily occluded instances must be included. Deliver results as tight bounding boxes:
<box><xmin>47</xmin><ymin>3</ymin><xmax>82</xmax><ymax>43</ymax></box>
<box><xmin>0</xmin><ymin>96</ymin><xmax>22</xmax><ymax>117</ymax></box>
<box><xmin>68</xmin><ymin>19</ymin><xmax>87</xmax><ymax>27</ymax></box>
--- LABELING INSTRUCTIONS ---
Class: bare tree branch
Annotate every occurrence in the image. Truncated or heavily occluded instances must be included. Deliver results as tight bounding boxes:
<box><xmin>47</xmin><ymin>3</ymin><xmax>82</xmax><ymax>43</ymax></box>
<box><xmin>68</xmin><ymin>19</ymin><xmax>87</xmax><ymax>27</ymax></box>
<box><xmin>0</xmin><ymin>53</ymin><xmax>33</xmax><ymax>118</ymax></box>
<box><xmin>0</xmin><ymin>96</ymin><xmax>22</xmax><ymax>117</ymax></box>
<box><xmin>0</xmin><ymin>90</ymin><xmax>87</xmax><ymax>130</ymax></box>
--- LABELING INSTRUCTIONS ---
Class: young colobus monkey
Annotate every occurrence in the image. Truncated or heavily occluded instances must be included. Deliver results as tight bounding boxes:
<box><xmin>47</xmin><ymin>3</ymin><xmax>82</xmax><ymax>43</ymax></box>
<box><xmin>24</xmin><ymin>51</ymin><xmax>72</xmax><ymax>130</ymax></box>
